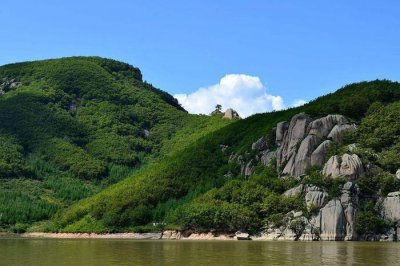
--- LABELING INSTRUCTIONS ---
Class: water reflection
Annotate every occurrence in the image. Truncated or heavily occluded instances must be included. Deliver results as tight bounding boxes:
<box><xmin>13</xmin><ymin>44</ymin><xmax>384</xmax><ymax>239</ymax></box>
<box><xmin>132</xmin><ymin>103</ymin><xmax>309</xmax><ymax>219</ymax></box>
<box><xmin>0</xmin><ymin>238</ymin><xmax>399</xmax><ymax>265</ymax></box>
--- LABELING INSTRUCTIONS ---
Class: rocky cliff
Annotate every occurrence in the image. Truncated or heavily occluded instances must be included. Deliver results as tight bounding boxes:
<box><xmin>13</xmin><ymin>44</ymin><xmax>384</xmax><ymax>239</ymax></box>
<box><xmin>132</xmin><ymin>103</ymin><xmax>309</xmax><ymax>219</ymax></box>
<box><xmin>230</xmin><ymin>111</ymin><xmax>399</xmax><ymax>241</ymax></box>
<box><xmin>276</xmin><ymin>113</ymin><xmax>357</xmax><ymax>177</ymax></box>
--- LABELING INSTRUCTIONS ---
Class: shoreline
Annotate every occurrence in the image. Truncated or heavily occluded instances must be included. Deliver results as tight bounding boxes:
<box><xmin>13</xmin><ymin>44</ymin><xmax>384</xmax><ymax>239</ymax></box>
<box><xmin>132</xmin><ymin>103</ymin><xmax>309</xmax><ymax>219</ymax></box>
<box><xmin>8</xmin><ymin>231</ymin><xmax>395</xmax><ymax>242</ymax></box>
<box><xmin>19</xmin><ymin>231</ymin><xmax>237</xmax><ymax>241</ymax></box>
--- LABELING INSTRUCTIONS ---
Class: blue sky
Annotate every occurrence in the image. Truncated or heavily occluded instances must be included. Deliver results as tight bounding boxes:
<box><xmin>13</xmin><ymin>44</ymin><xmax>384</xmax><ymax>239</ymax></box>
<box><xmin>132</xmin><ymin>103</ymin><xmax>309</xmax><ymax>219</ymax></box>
<box><xmin>1</xmin><ymin>1</ymin><xmax>399</xmax><ymax>116</ymax></box>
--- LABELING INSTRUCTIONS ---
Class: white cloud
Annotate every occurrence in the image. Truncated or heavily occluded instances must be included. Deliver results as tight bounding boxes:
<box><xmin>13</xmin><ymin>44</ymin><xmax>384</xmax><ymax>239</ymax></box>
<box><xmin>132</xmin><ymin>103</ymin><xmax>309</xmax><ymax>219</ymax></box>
<box><xmin>174</xmin><ymin>74</ymin><xmax>285</xmax><ymax>118</ymax></box>
<box><xmin>292</xmin><ymin>99</ymin><xmax>307</xmax><ymax>107</ymax></box>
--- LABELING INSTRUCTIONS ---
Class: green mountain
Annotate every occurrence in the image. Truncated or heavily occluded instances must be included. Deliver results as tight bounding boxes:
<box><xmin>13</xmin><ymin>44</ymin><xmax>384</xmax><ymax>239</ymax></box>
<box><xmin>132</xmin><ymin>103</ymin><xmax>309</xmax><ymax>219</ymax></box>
<box><xmin>1</xmin><ymin>57</ymin><xmax>400</xmax><ymax>240</ymax></box>
<box><xmin>0</xmin><ymin>57</ymin><xmax>228</xmax><ymax>230</ymax></box>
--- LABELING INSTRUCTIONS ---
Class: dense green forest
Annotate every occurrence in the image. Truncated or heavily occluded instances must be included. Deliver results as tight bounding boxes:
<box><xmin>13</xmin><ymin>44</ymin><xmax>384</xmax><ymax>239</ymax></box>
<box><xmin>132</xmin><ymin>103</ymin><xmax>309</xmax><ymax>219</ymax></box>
<box><xmin>0</xmin><ymin>57</ymin><xmax>229</xmax><ymax>231</ymax></box>
<box><xmin>1</xmin><ymin>57</ymin><xmax>400</xmax><ymax>238</ymax></box>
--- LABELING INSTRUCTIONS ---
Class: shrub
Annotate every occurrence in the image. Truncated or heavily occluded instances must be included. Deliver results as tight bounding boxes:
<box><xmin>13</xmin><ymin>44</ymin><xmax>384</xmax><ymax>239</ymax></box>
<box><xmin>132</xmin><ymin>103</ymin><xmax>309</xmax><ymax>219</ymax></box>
<box><xmin>11</xmin><ymin>223</ymin><xmax>28</xmax><ymax>234</ymax></box>
<box><xmin>355</xmin><ymin>200</ymin><xmax>391</xmax><ymax>235</ymax></box>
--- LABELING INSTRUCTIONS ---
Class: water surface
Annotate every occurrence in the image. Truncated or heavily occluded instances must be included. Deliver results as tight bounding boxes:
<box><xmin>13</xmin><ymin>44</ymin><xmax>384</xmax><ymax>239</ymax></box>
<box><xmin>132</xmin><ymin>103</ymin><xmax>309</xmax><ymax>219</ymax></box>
<box><xmin>1</xmin><ymin>238</ymin><xmax>399</xmax><ymax>265</ymax></box>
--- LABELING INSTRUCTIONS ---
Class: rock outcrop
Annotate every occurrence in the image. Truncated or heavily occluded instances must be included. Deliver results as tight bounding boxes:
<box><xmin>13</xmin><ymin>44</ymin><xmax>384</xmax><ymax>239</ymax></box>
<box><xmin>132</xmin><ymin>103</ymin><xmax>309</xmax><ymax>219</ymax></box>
<box><xmin>283</xmin><ymin>184</ymin><xmax>304</xmax><ymax>198</ymax></box>
<box><xmin>323</xmin><ymin>155</ymin><xmax>341</xmax><ymax>177</ymax></box>
<box><xmin>226</xmin><ymin>111</ymin><xmax>394</xmax><ymax>241</ymax></box>
<box><xmin>340</xmin><ymin>182</ymin><xmax>359</xmax><ymax>240</ymax></box>
<box><xmin>0</xmin><ymin>78</ymin><xmax>21</xmax><ymax>95</ymax></box>
<box><xmin>290</xmin><ymin>135</ymin><xmax>319</xmax><ymax>177</ymax></box>
<box><xmin>275</xmin><ymin>121</ymin><xmax>288</xmax><ymax>146</ymax></box>
<box><xmin>340</xmin><ymin>154</ymin><xmax>364</xmax><ymax>180</ymax></box>
<box><xmin>307</xmin><ymin>115</ymin><xmax>349</xmax><ymax>139</ymax></box>
<box><xmin>396</xmin><ymin>169</ymin><xmax>400</xmax><ymax>180</ymax></box>
<box><xmin>327</xmin><ymin>124</ymin><xmax>357</xmax><ymax>143</ymax></box>
<box><xmin>259</xmin><ymin>211</ymin><xmax>320</xmax><ymax>241</ymax></box>
<box><xmin>278</xmin><ymin>113</ymin><xmax>312</xmax><ymax>169</ymax></box>
<box><xmin>242</xmin><ymin>112</ymin><xmax>358</xmax><ymax>179</ymax></box>
<box><xmin>311</xmin><ymin>140</ymin><xmax>332</xmax><ymax>167</ymax></box>
<box><xmin>344</xmin><ymin>203</ymin><xmax>357</xmax><ymax>240</ymax></box>
<box><xmin>244</xmin><ymin>159</ymin><xmax>255</xmax><ymax>178</ymax></box>
<box><xmin>251</xmin><ymin>136</ymin><xmax>267</xmax><ymax>151</ymax></box>
<box><xmin>262</xmin><ymin>188</ymin><xmax>361</xmax><ymax>241</ymax></box>
<box><xmin>276</xmin><ymin>113</ymin><xmax>355</xmax><ymax>177</ymax></box>
<box><xmin>259</xmin><ymin>150</ymin><xmax>276</xmax><ymax>167</ymax></box>
<box><xmin>305</xmin><ymin>186</ymin><xmax>327</xmax><ymax>209</ymax></box>
<box><xmin>162</xmin><ymin>230</ymin><xmax>182</xmax><ymax>240</ymax></box>
<box><xmin>382</xmin><ymin>192</ymin><xmax>400</xmax><ymax>222</ymax></box>
<box><xmin>235</xmin><ymin>232</ymin><xmax>251</xmax><ymax>240</ymax></box>
<box><xmin>317</xmin><ymin>199</ymin><xmax>346</xmax><ymax>240</ymax></box>
<box><xmin>323</xmin><ymin>154</ymin><xmax>364</xmax><ymax>180</ymax></box>
<box><xmin>223</xmin><ymin>108</ymin><xmax>240</xmax><ymax>119</ymax></box>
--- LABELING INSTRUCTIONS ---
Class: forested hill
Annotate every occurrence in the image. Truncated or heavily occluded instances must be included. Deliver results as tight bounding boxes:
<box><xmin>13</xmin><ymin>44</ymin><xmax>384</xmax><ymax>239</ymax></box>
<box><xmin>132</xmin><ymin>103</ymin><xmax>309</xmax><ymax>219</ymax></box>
<box><xmin>0</xmin><ymin>56</ymin><xmax>187</xmax><ymax>176</ymax></box>
<box><xmin>0</xmin><ymin>57</ymin><xmax>229</xmax><ymax>232</ymax></box>
<box><xmin>52</xmin><ymin>79</ymin><xmax>400</xmax><ymax>240</ymax></box>
<box><xmin>1</xmin><ymin>57</ymin><xmax>400</xmax><ymax>241</ymax></box>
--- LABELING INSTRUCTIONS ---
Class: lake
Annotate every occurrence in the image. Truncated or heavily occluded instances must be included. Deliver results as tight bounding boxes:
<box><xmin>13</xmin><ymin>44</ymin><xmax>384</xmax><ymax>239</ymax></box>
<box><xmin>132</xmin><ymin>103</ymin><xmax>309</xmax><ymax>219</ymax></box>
<box><xmin>0</xmin><ymin>238</ymin><xmax>399</xmax><ymax>265</ymax></box>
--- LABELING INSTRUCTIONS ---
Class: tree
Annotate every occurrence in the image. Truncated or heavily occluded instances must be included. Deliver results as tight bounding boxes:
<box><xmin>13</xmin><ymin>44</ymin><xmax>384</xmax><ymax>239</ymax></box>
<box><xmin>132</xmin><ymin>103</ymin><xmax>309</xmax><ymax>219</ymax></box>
<box><xmin>215</xmin><ymin>104</ymin><xmax>222</xmax><ymax>113</ymax></box>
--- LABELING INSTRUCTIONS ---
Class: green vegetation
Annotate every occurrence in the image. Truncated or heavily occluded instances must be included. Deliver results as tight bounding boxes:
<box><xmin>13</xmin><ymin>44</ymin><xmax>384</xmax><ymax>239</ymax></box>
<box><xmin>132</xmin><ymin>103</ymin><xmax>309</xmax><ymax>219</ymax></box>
<box><xmin>355</xmin><ymin>200</ymin><xmax>390</xmax><ymax>236</ymax></box>
<box><xmin>1</xmin><ymin>57</ymin><xmax>400</xmax><ymax>236</ymax></box>
<box><xmin>0</xmin><ymin>56</ymin><xmax>228</xmax><ymax>230</ymax></box>
<box><xmin>43</xmin><ymin>78</ymin><xmax>400</xmax><ymax>234</ymax></box>
<box><xmin>0</xmin><ymin>134</ymin><xmax>28</xmax><ymax>177</ymax></box>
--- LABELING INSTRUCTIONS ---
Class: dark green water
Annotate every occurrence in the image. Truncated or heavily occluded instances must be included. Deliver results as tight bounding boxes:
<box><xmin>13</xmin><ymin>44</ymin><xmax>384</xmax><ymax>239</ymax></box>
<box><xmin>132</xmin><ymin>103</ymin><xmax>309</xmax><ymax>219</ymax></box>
<box><xmin>1</xmin><ymin>238</ymin><xmax>399</xmax><ymax>266</ymax></box>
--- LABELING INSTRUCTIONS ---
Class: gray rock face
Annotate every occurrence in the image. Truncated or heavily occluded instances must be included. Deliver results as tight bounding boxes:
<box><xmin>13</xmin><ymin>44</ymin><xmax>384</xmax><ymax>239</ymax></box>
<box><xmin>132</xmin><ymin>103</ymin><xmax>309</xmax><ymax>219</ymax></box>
<box><xmin>223</xmin><ymin>108</ymin><xmax>240</xmax><ymax>119</ymax></box>
<box><xmin>396</xmin><ymin>169</ymin><xmax>400</xmax><ymax>180</ymax></box>
<box><xmin>343</xmin><ymin>181</ymin><xmax>353</xmax><ymax>191</ymax></box>
<box><xmin>276</xmin><ymin>113</ymin><xmax>356</xmax><ymax>178</ymax></box>
<box><xmin>344</xmin><ymin>203</ymin><xmax>357</xmax><ymax>240</ymax></box>
<box><xmin>318</xmin><ymin>199</ymin><xmax>346</xmax><ymax>240</ymax></box>
<box><xmin>162</xmin><ymin>230</ymin><xmax>181</xmax><ymax>240</ymax></box>
<box><xmin>340</xmin><ymin>190</ymin><xmax>351</xmax><ymax>207</ymax></box>
<box><xmin>323</xmin><ymin>154</ymin><xmax>363</xmax><ymax>181</ymax></box>
<box><xmin>383</xmin><ymin>192</ymin><xmax>400</xmax><ymax>222</ymax></box>
<box><xmin>265</xmin><ymin>181</ymin><xmax>362</xmax><ymax>241</ymax></box>
<box><xmin>252</xmin><ymin>137</ymin><xmax>267</xmax><ymax>151</ymax></box>
<box><xmin>235</xmin><ymin>232</ymin><xmax>251</xmax><ymax>240</ymax></box>
<box><xmin>278</xmin><ymin>113</ymin><xmax>312</xmax><ymax>168</ymax></box>
<box><xmin>290</xmin><ymin>135</ymin><xmax>319</xmax><ymax>176</ymax></box>
<box><xmin>340</xmin><ymin>154</ymin><xmax>364</xmax><ymax>181</ymax></box>
<box><xmin>0</xmin><ymin>78</ymin><xmax>21</xmax><ymax>95</ymax></box>
<box><xmin>286</xmin><ymin>113</ymin><xmax>312</xmax><ymax>149</ymax></box>
<box><xmin>305</xmin><ymin>186</ymin><xmax>327</xmax><ymax>209</ymax></box>
<box><xmin>322</xmin><ymin>155</ymin><xmax>341</xmax><ymax>178</ymax></box>
<box><xmin>275</xmin><ymin>121</ymin><xmax>288</xmax><ymax>146</ymax></box>
<box><xmin>347</xmin><ymin>143</ymin><xmax>357</xmax><ymax>153</ymax></box>
<box><xmin>293</xmin><ymin>211</ymin><xmax>303</xmax><ymax>218</ymax></box>
<box><xmin>260</xmin><ymin>150</ymin><xmax>276</xmax><ymax>167</ymax></box>
<box><xmin>327</xmin><ymin>124</ymin><xmax>357</xmax><ymax>143</ymax></box>
<box><xmin>261</xmin><ymin>213</ymin><xmax>319</xmax><ymax>241</ymax></box>
<box><xmin>263</xmin><ymin>194</ymin><xmax>360</xmax><ymax>241</ymax></box>
<box><xmin>283</xmin><ymin>184</ymin><xmax>304</xmax><ymax>198</ymax></box>
<box><xmin>244</xmin><ymin>159</ymin><xmax>255</xmax><ymax>178</ymax></box>
<box><xmin>307</xmin><ymin>115</ymin><xmax>348</xmax><ymax>139</ymax></box>
<box><xmin>311</xmin><ymin>140</ymin><xmax>332</xmax><ymax>167</ymax></box>
<box><xmin>340</xmin><ymin>182</ymin><xmax>359</xmax><ymax>240</ymax></box>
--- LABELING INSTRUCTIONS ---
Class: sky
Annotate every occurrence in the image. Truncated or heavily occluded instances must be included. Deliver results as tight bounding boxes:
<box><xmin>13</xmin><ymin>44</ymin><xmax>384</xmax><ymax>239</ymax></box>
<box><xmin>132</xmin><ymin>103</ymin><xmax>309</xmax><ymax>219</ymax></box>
<box><xmin>1</xmin><ymin>1</ymin><xmax>399</xmax><ymax>117</ymax></box>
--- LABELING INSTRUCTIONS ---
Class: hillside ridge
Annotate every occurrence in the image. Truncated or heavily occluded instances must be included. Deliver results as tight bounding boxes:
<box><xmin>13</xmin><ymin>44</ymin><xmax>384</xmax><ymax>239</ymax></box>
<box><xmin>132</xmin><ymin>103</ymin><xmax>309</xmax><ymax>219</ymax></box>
<box><xmin>1</xmin><ymin>57</ymin><xmax>400</xmax><ymax>241</ymax></box>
